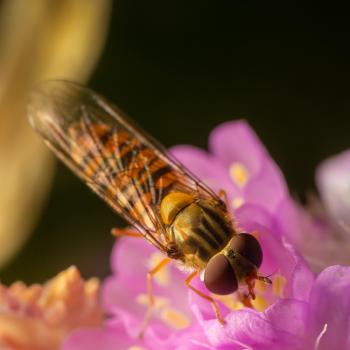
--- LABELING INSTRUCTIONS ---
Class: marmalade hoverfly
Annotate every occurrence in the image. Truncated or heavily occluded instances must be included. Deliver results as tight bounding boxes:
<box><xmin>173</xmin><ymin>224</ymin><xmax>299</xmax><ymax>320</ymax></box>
<box><xmin>28</xmin><ymin>80</ymin><xmax>271</xmax><ymax>326</ymax></box>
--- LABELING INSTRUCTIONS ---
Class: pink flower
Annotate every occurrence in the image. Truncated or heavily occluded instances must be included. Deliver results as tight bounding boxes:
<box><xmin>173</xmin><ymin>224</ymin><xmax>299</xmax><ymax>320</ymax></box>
<box><xmin>171</xmin><ymin>120</ymin><xmax>289</xmax><ymax>216</ymax></box>
<box><xmin>63</xmin><ymin>120</ymin><xmax>350</xmax><ymax>349</ymax></box>
<box><xmin>280</xmin><ymin>149</ymin><xmax>350</xmax><ymax>272</ymax></box>
<box><xmin>315</xmin><ymin>150</ymin><xmax>350</xmax><ymax>266</ymax></box>
<box><xmin>195</xmin><ymin>265</ymin><xmax>350</xmax><ymax>350</ymax></box>
<box><xmin>317</xmin><ymin>149</ymin><xmax>350</xmax><ymax>233</ymax></box>
<box><xmin>66</xmin><ymin>122</ymin><xmax>313</xmax><ymax>349</ymax></box>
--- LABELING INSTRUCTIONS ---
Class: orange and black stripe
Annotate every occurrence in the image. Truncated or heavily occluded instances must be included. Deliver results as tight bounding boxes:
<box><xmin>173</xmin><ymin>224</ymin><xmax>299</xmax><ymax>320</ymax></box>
<box><xmin>68</xmin><ymin>120</ymin><xmax>178</xmax><ymax>226</ymax></box>
<box><xmin>190</xmin><ymin>202</ymin><xmax>233</xmax><ymax>262</ymax></box>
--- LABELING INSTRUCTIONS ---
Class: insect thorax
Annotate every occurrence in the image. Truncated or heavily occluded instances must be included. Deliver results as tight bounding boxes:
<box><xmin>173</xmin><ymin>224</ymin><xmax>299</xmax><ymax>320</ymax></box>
<box><xmin>160</xmin><ymin>192</ymin><xmax>234</xmax><ymax>270</ymax></box>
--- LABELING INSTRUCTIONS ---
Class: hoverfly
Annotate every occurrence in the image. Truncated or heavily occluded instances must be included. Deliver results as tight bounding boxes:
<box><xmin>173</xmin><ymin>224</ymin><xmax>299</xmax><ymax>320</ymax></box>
<box><xmin>28</xmin><ymin>80</ymin><xmax>271</xmax><ymax>325</ymax></box>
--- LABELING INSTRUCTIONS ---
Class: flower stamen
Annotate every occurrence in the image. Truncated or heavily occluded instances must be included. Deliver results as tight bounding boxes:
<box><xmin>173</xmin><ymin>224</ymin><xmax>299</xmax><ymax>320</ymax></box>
<box><xmin>160</xmin><ymin>307</ymin><xmax>191</xmax><ymax>329</ymax></box>
<box><xmin>213</xmin><ymin>294</ymin><xmax>245</xmax><ymax>311</ymax></box>
<box><xmin>314</xmin><ymin>323</ymin><xmax>328</xmax><ymax>349</ymax></box>
<box><xmin>231</xmin><ymin>339</ymin><xmax>254</xmax><ymax>350</ymax></box>
<box><xmin>136</xmin><ymin>294</ymin><xmax>191</xmax><ymax>330</ymax></box>
<box><xmin>136</xmin><ymin>294</ymin><xmax>168</xmax><ymax>309</ymax></box>
<box><xmin>272</xmin><ymin>273</ymin><xmax>287</xmax><ymax>297</ymax></box>
<box><xmin>229</xmin><ymin>163</ymin><xmax>249</xmax><ymax>187</ymax></box>
<box><xmin>251</xmin><ymin>295</ymin><xmax>269</xmax><ymax>311</ymax></box>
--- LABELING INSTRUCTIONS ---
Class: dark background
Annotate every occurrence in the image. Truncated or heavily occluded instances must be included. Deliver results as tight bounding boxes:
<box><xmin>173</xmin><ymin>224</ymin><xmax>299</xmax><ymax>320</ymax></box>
<box><xmin>2</xmin><ymin>3</ymin><xmax>350</xmax><ymax>283</ymax></box>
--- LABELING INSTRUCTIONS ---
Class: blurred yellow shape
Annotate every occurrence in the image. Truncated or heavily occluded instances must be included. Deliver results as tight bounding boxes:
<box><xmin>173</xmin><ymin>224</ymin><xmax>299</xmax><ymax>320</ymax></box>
<box><xmin>160</xmin><ymin>307</ymin><xmax>191</xmax><ymax>330</ymax></box>
<box><xmin>272</xmin><ymin>273</ymin><xmax>287</xmax><ymax>297</ymax></box>
<box><xmin>0</xmin><ymin>0</ymin><xmax>112</xmax><ymax>268</ymax></box>
<box><xmin>213</xmin><ymin>293</ymin><xmax>245</xmax><ymax>311</ymax></box>
<box><xmin>229</xmin><ymin>162</ymin><xmax>249</xmax><ymax>188</ymax></box>
<box><xmin>250</xmin><ymin>295</ymin><xmax>269</xmax><ymax>312</ymax></box>
<box><xmin>0</xmin><ymin>266</ymin><xmax>102</xmax><ymax>349</ymax></box>
<box><xmin>231</xmin><ymin>196</ymin><xmax>244</xmax><ymax>209</ymax></box>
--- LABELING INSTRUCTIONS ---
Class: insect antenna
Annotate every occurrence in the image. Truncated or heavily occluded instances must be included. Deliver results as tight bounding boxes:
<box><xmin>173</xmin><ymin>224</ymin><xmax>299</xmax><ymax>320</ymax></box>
<box><xmin>257</xmin><ymin>273</ymin><xmax>273</xmax><ymax>285</ymax></box>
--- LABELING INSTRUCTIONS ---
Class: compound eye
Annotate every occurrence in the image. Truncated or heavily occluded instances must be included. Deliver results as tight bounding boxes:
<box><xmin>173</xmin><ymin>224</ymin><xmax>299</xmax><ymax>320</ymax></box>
<box><xmin>229</xmin><ymin>233</ymin><xmax>263</xmax><ymax>268</ymax></box>
<box><xmin>204</xmin><ymin>254</ymin><xmax>238</xmax><ymax>295</ymax></box>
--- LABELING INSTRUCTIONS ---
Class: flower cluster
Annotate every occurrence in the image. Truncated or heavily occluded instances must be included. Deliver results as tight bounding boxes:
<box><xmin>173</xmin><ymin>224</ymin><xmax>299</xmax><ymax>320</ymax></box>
<box><xmin>62</xmin><ymin>121</ymin><xmax>350</xmax><ymax>350</ymax></box>
<box><xmin>0</xmin><ymin>266</ymin><xmax>102</xmax><ymax>349</ymax></box>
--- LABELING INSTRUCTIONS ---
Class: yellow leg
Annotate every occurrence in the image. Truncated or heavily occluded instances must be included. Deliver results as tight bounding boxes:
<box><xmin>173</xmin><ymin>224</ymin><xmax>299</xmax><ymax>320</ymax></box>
<box><xmin>147</xmin><ymin>257</ymin><xmax>171</xmax><ymax>305</ymax></box>
<box><xmin>185</xmin><ymin>271</ymin><xmax>225</xmax><ymax>325</ymax></box>
<box><xmin>111</xmin><ymin>227</ymin><xmax>144</xmax><ymax>238</ymax></box>
<box><xmin>138</xmin><ymin>257</ymin><xmax>171</xmax><ymax>338</ymax></box>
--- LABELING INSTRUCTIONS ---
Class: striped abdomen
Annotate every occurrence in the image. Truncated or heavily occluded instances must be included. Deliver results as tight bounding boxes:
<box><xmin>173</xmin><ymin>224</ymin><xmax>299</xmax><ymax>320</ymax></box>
<box><xmin>68</xmin><ymin>120</ymin><xmax>180</xmax><ymax>229</ymax></box>
<box><xmin>167</xmin><ymin>197</ymin><xmax>234</xmax><ymax>269</ymax></box>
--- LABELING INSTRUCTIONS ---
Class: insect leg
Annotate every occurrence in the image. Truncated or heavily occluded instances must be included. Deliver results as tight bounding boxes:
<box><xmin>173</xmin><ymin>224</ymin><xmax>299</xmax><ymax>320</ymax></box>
<box><xmin>138</xmin><ymin>257</ymin><xmax>171</xmax><ymax>338</ymax></box>
<box><xmin>185</xmin><ymin>271</ymin><xmax>225</xmax><ymax>325</ymax></box>
<box><xmin>147</xmin><ymin>257</ymin><xmax>171</xmax><ymax>305</ymax></box>
<box><xmin>111</xmin><ymin>228</ymin><xmax>143</xmax><ymax>238</ymax></box>
<box><xmin>112</xmin><ymin>227</ymin><xmax>167</xmax><ymax>254</ymax></box>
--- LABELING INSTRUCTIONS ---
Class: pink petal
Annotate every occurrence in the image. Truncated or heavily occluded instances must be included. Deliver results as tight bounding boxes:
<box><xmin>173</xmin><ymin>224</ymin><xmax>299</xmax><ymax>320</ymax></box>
<box><xmin>198</xmin><ymin>307</ymin><xmax>302</xmax><ymax>350</ymax></box>
<box><xmin>275</xmin><ymin>198</ymin><xmax>332</xmax><ymax>273</ymax></box>
<box><xmin>264</xmin><ymin>299</ymin><xmax>308</xmax><ymax>340</ymax></box>
<box><xmin>307</xmin><ymin>265</ymin><xmax>350</xmax><ymax>350</ymax></box>
<box><xmin>235</xmin><ymin>203</ymin><xmax>278</xmax><ymax>234</ymax></box>
<box><xmin>102</xmin><ymin>276</ymin><xmax>145</xmax><ymax>318</ymax></box>
<box><xmin>103</xmin><ymin>238</ymin><xmax>193</xmax><ymax>331</ymax></box>
<box><xmin>209</xmin><ymin>120</ymin><xmax>267</xmax><ymax>175</ymax></box>
<box><xmin>62</xmin><ymin>320</ymin><xmax>144</xmax><ymax>350</ymax></box>
<box><xmin>290</xmin><ymin>257</ymin><xmax>315</xmax><ymax>302</ymax></box>
<box><xmin>275</xmin><ymin>199</ymin><xmax>308</xmax><ymax>244</ymax></box>
<box><xmin>209</xmin><ymin>120</ymin><xmax>289</xmax><ymax>213</ymax></box>
<box><xmin>170</xmin><ymin>145</ymin><xmax>237</xmax><ymax>196</ymax></box>
<box><xmin>316</xmin><ymin>149</ymin><xmax>350</xmax><ymax>234</ymax></box>
<box><xmin>110</xmin><ymin>235</ymin><xmax>155</xmax><ymax>277</ymax></box>
<box><xmin>243</xmin><ymin>160</ymin><xmax>288</xmax><ymax>213</ymax></box>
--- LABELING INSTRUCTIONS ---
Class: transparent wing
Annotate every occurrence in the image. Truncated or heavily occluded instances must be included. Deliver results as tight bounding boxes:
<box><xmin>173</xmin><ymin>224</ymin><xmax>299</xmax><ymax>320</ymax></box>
<box><xmin>28</xmin><ymin>80</ymin><xmax>223</xmax><ymax>252</ymax></box>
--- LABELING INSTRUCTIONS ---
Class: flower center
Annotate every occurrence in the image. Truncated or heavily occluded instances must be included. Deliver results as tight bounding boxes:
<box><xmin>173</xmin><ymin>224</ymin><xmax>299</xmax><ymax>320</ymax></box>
<box><xmin>272</xmin><ymin>273</ymin><xmax>287</xmax><ymax>297</ymax></box>
<box><xmin>229</xmin><ymin>163</ymin><xmax>249</xmax><ymax>187</ymax></box>
<box><xmin>314</xmin><ymin>323</ymin><xmax>328</xmax><ymax>350</ymax></box>
<box><xmin>136</xmin><ymin>293</ymin><xmax>190</xmax><ymax>330</ymax></box>
<box><xmin>138</xmin><ymin>253</ymin><xmax>192</xmax><ymax>330</ymax></box>
<box><xmin>250</xmin><ymin>295</ymin><xmax>269</xmax><ymax>311</ymax></box>
<box><xmin>160</xmin><ymin>307</ymin><xmax>191</xmax><ymax>329</ymax></box>
<box><xmin>213</xmin><ymin>294</ymin><xmax>245</xmax><ymax>311</ymax></box>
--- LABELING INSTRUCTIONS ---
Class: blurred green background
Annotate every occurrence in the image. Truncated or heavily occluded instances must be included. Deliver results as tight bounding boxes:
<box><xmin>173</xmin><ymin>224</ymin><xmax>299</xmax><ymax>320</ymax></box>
<box><xmin>2</xmin><ymin>3</ymin><xmax>350</xmax><ymax>283</ymax></box>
